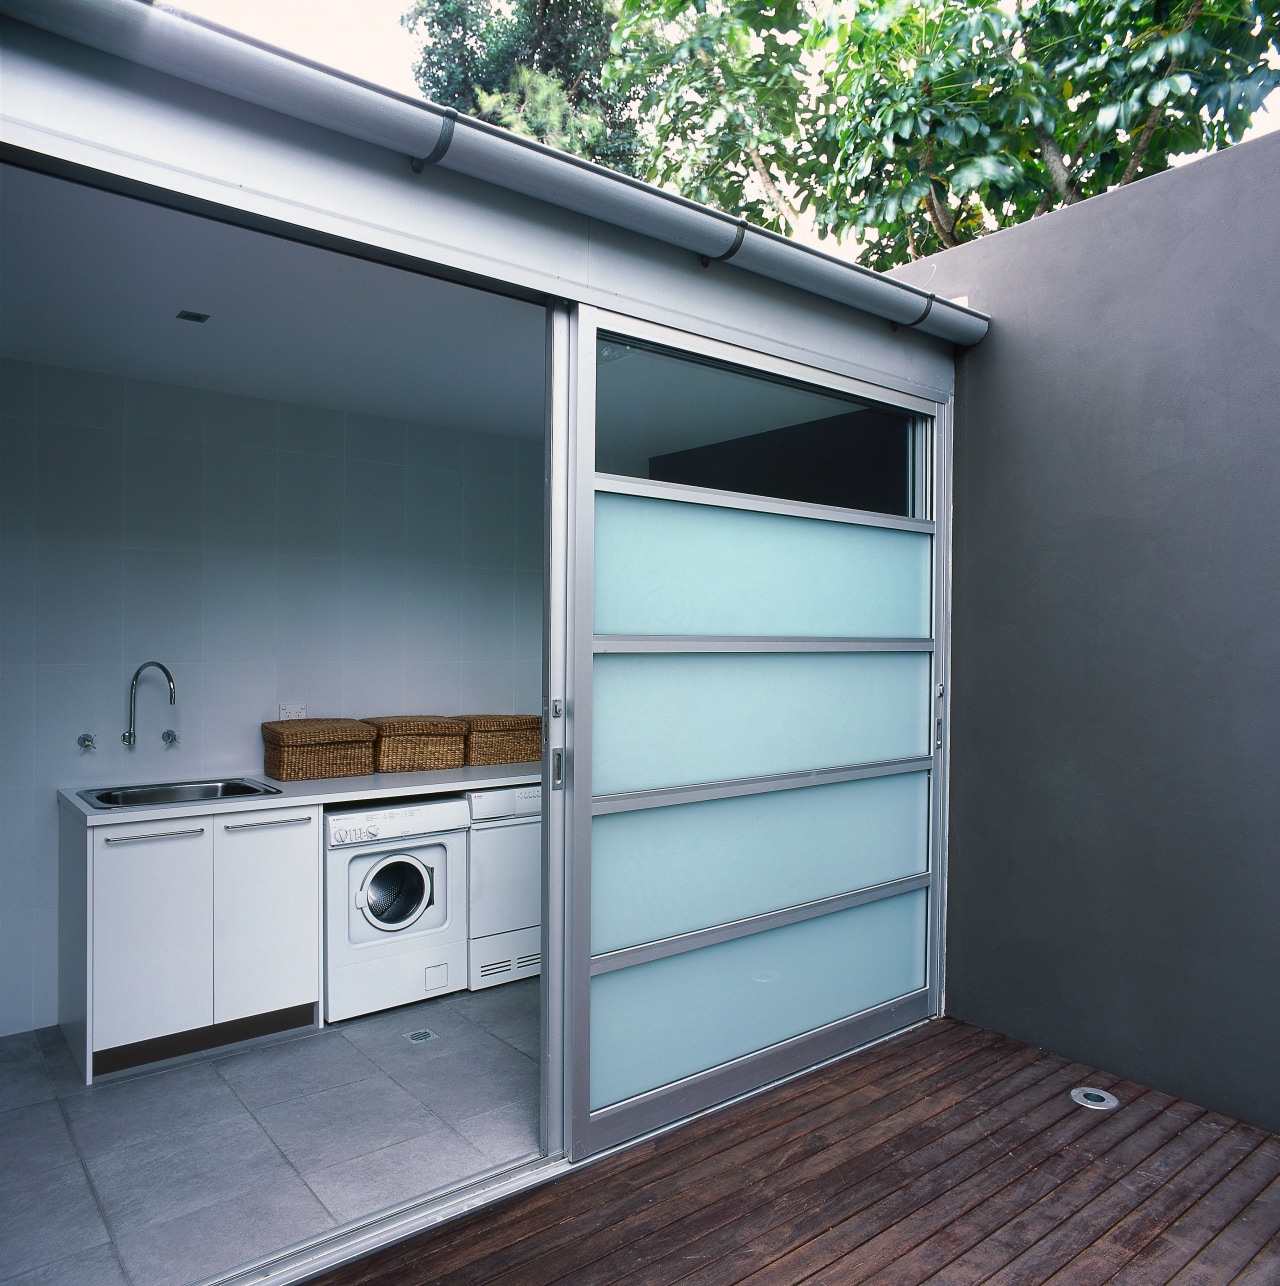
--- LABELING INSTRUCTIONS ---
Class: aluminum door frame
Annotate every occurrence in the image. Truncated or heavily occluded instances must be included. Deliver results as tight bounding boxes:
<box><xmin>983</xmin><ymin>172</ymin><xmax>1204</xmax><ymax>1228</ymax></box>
<box><xmin>558</xmin><ymin>304</ymin><xmax>954</xmax><ymax>1159</ymax></box>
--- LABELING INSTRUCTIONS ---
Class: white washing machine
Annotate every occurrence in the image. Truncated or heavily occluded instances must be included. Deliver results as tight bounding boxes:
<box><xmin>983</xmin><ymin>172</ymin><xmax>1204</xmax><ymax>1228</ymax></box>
<box><xmin>466</xmin><ymin>785</ymin><xmax>542</xmax><ymax>990</ymax></box>
<box><xmin>324</xmin><ymin>797</ymin><xmax>469</xmax><ymax>1022</ymax></box>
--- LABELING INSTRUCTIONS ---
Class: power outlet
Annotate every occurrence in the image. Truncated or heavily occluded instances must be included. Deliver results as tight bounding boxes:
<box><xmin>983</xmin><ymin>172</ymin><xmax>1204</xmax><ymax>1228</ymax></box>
<box><xmin>278</xmin><ymin>704</ymin><xmax>307</xmax><ymax>721</ymax></box>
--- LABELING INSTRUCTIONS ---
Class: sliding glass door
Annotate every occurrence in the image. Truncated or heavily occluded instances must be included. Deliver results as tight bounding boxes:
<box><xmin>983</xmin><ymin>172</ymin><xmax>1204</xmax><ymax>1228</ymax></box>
<box><xmin>559</xmin><ymin>309</ymin><xmax>950</xmax><ymax>1157</ymax></box>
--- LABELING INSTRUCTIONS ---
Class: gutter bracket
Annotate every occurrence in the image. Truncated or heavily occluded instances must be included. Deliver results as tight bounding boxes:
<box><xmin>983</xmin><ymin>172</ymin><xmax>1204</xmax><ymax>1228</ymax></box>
<box><xmin>891</xmin><ymin>292</ymin><xmax>935</xmax><ymax>332</ymax></box>
<box><xmin>410</xmin><ymin>108</ymin><xmax>458</xmax><ymax>174</ymax></box>
<box><xmin>700</xmin><ymin>220</ymin><xmax>747</xmax><ymax>268</ymax></box>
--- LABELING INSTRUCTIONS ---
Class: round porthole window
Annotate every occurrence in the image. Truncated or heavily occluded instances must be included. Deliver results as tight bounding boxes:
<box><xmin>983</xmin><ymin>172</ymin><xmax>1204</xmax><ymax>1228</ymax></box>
<box><xmin>359</xmin><ymin>855</ymin><xmax>434</xmax><ymax>931</ymax></box>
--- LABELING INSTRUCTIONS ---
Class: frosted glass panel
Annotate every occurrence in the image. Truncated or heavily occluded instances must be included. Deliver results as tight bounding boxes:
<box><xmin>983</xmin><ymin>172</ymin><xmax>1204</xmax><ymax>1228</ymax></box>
<box><xmin>592</xmin><ymin>651</ymin><xmax>931</xmax><ymax>795</ymax></box>
<box><xmin>590</xmin><ymin>890</ymin><xmax>927</xmax><ymax>1109</ymax></box>
<box><xmin>592</xmin><ymin>773</ymin><xmax>928</xmax><ymax>953</ymax></box>
<box><xmin>594</xmin><ymin>493</ymin><xmax>931</xmax><ymax>638</ymax></box>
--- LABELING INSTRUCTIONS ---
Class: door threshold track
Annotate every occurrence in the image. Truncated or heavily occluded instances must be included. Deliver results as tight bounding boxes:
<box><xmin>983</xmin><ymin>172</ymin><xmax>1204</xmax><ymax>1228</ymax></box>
<box><xmin>192</xmin><ymin>1151</ymin><xmax>571</xmax><ymax>1286</ymax></box>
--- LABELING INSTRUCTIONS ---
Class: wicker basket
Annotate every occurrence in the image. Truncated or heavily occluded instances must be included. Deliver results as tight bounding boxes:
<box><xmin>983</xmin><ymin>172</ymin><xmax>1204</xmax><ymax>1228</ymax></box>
<box><xmin>362</xmin><ymin>716</ymin><xmax>467</xmax><ymax>773</ymax></box>
<box><xmin>261</xmin><ymin>718</ymin><xmax>376</xmax><ymax>782</ymax></box>
<box><xmin>464</xmin><ymin>715</ymin><xmax>542</xmax><ymax>765</ymax></box>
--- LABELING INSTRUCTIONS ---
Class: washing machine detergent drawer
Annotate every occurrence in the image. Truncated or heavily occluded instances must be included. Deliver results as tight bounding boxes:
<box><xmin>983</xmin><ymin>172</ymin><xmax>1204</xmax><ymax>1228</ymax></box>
<box><xmin>327</xmin><ymin>940</ymin><xmax>467</xmax><ymax>1023</ymax></box>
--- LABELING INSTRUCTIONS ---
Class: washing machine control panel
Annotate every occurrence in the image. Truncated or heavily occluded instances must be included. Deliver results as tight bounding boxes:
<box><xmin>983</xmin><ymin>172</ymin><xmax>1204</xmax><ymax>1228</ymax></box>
<box><xmin>326</xmin><ymin>797</ymin><xmax>470</xmax><ymax>847</ymax></box>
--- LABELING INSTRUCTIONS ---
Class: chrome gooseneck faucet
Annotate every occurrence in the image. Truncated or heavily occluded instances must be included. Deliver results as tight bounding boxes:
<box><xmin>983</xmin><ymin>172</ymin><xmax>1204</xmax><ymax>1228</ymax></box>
<box><xmin>122</xmin><ymin>661</ymin><xmax>176</xmax><ymax>747</ymax></box>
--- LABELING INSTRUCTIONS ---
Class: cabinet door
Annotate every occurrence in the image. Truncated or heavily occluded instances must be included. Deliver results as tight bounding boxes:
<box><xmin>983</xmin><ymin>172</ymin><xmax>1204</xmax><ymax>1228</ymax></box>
<box><xmin>213</xmin><ymin>806</ymin><xmax>319</xmax><ymax>1024</ymax></box>
<box><xmin>93</xmin><ymin>817</ymin><xmax>214</xmax><ymax>1050</ymax></box>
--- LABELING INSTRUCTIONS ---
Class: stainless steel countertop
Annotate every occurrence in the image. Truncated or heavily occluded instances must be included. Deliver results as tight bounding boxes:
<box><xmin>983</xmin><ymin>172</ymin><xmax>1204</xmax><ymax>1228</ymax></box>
<box><xmin>58</xmin><ymin>762</ymin><xmax>542</xmax><ymax>826</ymax></box>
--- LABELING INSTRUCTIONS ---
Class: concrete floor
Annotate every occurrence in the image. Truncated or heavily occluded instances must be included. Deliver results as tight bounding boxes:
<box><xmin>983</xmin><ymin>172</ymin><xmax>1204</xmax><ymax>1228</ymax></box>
<box><xmin>0</xmin><ymin>979</ymin><xmax>541</xmax><ymax>1286</ymax></box>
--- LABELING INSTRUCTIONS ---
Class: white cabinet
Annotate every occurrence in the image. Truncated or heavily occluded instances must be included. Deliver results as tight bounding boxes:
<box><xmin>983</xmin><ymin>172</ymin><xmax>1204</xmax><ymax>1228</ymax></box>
<box><xmin>213</xmin><ymin>807</ymin><xmax>318</xmax><ymax>1023</ymax></box>
<box><xmin>92</xmin><ymin>816</ymin><xmax>214</xmax><ymax>1050</ymax></box>
<box><xmin>64</xmin><ymin>801</ymin><xmax>321</xmax><ymax>1079</ymax></box>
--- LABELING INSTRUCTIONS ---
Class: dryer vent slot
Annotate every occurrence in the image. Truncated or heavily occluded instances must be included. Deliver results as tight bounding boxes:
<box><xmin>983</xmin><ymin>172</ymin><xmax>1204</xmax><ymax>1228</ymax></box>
<box><xmin>517</xmin><ymin>953</ymin><xmax>541</xmax><ymax>970</ymax></box>
<box><xmin>480</xmin><ymin>958</ymin><xmax>514</xmax><ymax>978</ymax></box>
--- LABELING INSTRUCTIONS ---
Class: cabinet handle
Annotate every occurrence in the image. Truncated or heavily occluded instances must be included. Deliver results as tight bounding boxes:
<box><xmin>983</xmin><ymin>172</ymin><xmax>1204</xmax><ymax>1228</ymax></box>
<box><xmin>223</xmin><ymin>815</ymin><xmax>312</xmax><ymax>831</ymax></box>
<box><xmin>103</xmin><ymin>827</ymin><xmax>205</xmax><ymax>844</ymax></box>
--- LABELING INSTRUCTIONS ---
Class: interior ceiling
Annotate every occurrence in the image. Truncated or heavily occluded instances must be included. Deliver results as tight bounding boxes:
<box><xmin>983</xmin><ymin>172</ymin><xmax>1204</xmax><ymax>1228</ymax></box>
<box><xmin>0</xmin><ymin>164</ymin><xmax>547</xmax><ymax>438</ymax></box>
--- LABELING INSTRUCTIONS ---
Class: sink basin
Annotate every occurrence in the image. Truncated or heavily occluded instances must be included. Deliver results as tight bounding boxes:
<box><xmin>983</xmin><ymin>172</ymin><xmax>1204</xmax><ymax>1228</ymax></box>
<box><xmin>78</xmin><ymin>778</ymin><xmax>283</xmax><ymax>810</ymax></box>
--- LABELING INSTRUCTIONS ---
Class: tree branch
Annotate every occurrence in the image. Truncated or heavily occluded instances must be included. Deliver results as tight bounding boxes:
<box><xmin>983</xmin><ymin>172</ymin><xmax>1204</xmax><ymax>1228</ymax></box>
<box><xmin>925</xmin><ymin>187</ymin><xmax>959</xmax><ymax>248</ymax></box>
<box><xmin>1038</xmin><ymin>128</ymin><xmax>1084</xmax><ymax>204</ymax></box>
<box><xmin>748</xmin><ymin>147</ymin><xmax>801</xmax><ymax>231</ymax></box>
<box><xmin>906</xmin><ymin>220</ymin><xmax>920</xmax><ymax>260</ymax></box>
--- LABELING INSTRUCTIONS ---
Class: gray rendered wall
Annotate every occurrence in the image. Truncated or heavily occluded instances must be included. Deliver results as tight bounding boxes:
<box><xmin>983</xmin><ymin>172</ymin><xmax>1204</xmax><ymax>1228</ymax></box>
<box><xmin>892</xmin><ymin>132</ymin><xmax>1280</xmax><ymax>1132</ymax></box>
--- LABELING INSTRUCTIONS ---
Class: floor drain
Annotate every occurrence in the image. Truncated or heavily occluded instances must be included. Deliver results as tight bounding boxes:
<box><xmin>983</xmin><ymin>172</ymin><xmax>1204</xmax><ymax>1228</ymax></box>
<box><xmin>1071</xmin><ymin>1086</ymin><xmax>1119</xmax><ymax>1110</ymax></box>
<box><xmin>403</xmin><ymin>1028</ymin><xmax>438</xmax><ymax>1044</ymax></box>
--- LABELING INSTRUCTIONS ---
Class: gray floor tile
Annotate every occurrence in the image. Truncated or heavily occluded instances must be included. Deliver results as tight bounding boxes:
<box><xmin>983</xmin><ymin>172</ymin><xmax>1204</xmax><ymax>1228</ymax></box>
<box><xmin>39</xmin><ymin>1037</ymin><xmax>90</xmax><ymax>1100</ymax></box>
<box><xmin>0</xmin><ymin>1033</ymin><xmax>54</xmax><ymax>1111</ymax></box>
<box><xmin>255</xmin><ymin>1073</ymin><xmax>441</xmax><ymax>1173</ymax></box>
<box><xmin>0</xmin><ymin>1243</ymin><xmax>128</xmax><ymax>1286</ymax></box>
<box><xmin>303</xmin><ymin>1120</ymin><xmax>489</xmax><ymax>1225</ymax></box>
<box><xmin>451</xmin><ymin>1094</ymin><xmax>540</xmax><ymax>1164</ymax></box>
<box><xmin>85</xmin><ymin>1112</ymin><xmax>292</xmax><ymax>1232</ymax></box>
<box><xmin>212</xmin><ymin>1029</ymin><xmax>379</xmax><ymax>1110</ymax></box>
<box><xmin>110</xmin><ymin>1179</ymin><xmax>333</xmax><ymax>1286</ymax></box>
<box><xmin>0</xmin><ymin>1100</ymin><xmax>77</xmax><ymax>1175</ymax></box>
<box><xmin>395</xmin><ymin>1037</ymin><xmax>539</xmax><ymax>1125</ymax></box>
<box><xmin>63</xmin><ymin>1061</ymin><xmax>244</xmax><ymax>1159</ymax></box>
<box><xmin>0</xmin><ymin>1162</ymin><xmax>110</xmax><ymax>1280</ymax></box>
<box><xmin>450</xmin><ymin>982</ymin><xmax>541</xmax><ymax>1059</ymax></box>
<box><xmin>339</xmin><ymin>999</ymin><xmax>501</xmax><ymax>1072</ymax></box>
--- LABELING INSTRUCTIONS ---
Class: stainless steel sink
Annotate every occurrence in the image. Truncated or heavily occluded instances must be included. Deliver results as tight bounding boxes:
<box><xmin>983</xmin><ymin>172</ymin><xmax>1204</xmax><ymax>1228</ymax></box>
<box><xmin>78</xmin><ymin>778</ymin><xmax>283</xmax><ymax>810</ymax></box>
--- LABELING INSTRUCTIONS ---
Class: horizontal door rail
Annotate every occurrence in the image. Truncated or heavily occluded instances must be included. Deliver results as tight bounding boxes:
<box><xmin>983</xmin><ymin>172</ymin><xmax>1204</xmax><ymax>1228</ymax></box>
<box><xmin>223</xmin><ymin>815</ymin><xmax>313</xmax><ymax>831</ymax></box>
<box><xmin>589</xmin><ymin>871</ymin><xmax>931</xmax><ymax>975</ymax></box>
<box><xmin>102</xmin><ymin>827</ymin><xmax>205</xmax><ymax>844</ymax></box>
<box><xmin>590</xmin><ymin>756</ymin><xmax>933</xmax><ymax>815</ymax></box>
<box><xmin>593</xmin><ymin>636</ymin><xmax>933</xmax><ymax>654</ymax></box>
<box><xmin>594</xmin><ymin>473</ymin><xmax>934</xmax><ymax>534</ymax></box>
<box><xmin>584</xmin><ymin>986</ymin><xmax>933</xmax><ymax>1151</ymax></box>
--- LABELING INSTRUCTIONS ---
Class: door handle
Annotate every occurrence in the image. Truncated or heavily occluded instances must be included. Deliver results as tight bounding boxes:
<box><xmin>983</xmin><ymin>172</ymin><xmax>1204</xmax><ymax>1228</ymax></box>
<box><xmin>223</xmin><ymin>816</ymin><xmax>312</xmax><ymax>831</ymax></box>
<box><xmin>103</xmin><ymin>827</ymin><xmax>205</xmax><ymax>844</ymax></box>
<box><xmin>551</xmin><ymin>748</ymin><xmax>564</xmax><ymax>791</ymax></box>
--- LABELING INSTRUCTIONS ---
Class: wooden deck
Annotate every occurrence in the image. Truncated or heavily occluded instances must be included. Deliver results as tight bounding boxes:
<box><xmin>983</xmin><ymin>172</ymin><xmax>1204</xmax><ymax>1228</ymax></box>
<box><xmin>313</xmin><ymin>1019</ymin><xmax>1280</xmax><ymax>1285</ymax></box>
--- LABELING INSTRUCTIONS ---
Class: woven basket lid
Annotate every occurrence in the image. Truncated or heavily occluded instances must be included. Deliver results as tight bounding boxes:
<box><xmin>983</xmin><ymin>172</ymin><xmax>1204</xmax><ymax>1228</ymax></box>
<box><xmin>261</xmin><ymin>718</ymin><xmax>376</xmax><ymax>747</ymax></box>
<box><xmin>362</xmin><ymin>716</ymin><xmax>468</xmax><ymax>735</ymax></box>
<box><xmin>466</xmin><ymin>714</ymin><xmax>542</xmax><ymax>731</ymax></box>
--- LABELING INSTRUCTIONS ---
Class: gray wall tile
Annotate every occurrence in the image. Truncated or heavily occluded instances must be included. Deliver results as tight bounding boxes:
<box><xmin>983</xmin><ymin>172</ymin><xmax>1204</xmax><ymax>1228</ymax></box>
<box><xmin>462</xmin><ymin>474</ymin><xmax>515</xmax><ymax>569</ymax></box>
<box><xmin>37</xmin><ymin>366</ymin><xmax>123</xmax><ymax>431</ymax></box>
<box><xmin>0</xmin><ymin>789</ymin><xmax>35</xmax><ymax>911</ymax></box>
<box><xmin>1</xmin><ymin>417</ymin><xmax>37</xmax><ymax>538</ymax></box>
<box><xmin>404</xmin><ymin>565</ymin><xmax>461</xmax><ymax>660</ymax></box>
<box><xmin>344</xmin><ymin>459</ymin><xmax>405</xmax><ymax>559</ymax></box>
<box><xmin>0</xmin><ymin>359</ymin><xmax>38</xmax><ymax>418</ymax></box>
<box><xmin>33</xmin><ymin>544</ymin><xmax>122</xmax><ymax>664</ymax></box>
<box><xmin>203</xmin><ymin>553</ymin><xmax>276</xmax><ymax>662</ymax></box>
<box><xmin>203</xmin><ymin>443</ymin><xmax>276</xmax><ymax>554</ymax></box>
<box><xmin>279</xmin><ymin>403</ymin><xmax>343</xmax><ymax>455</ymax></box>
<box><xmin>461</xmin><ymin>569</ymin><xmax>514</xmax><ymax>663</ymax></box>
<box><xmin>345</xmin><ymin>413</ymin><xmax>406</xmax><ymax>465</ymax></box>
<box><xmin>403</xmin><ymin>662</ymin><xmax>461</xmax><ymax>715</ymax></box>
<box><xmin>124</xmin><ymin>379</ymin><xmax>204</xmax><ymax>440</ymax></box>
<box><xmin>405</xmin><ymin>468</ymin><xmax>463</xmax><ymax>565</ymax></box>
<box><xmin>406</xmin><ymin>424</ymin><xmax>464</xmax><ymax>472</ymax></box>
<box><xmin>276</xmin><ymin>557</ymin><xmax>343</xmax><ymax>663</ymax></box>
<box><xmin>277</xmin><ymin>451</ymin><xmax>343</xmax><ymax>556</ymax></box>
<box><xmin>124</xmin><ymin>434</ymin><xmax>203</xmax><ymax>550</ymax></box>
<box><xmin>36</xmin><ymin>424</ymin><xmax>123</xmax><ymax>545</ymax></box>
<box><xmin>204</xmin><ymin>390</ymin><xmax>278</xmax><ymax>448</ymax></box>
<box><xmin>464</xmin><ymin>430</ymin><xmax>517</xmax><ymax>478</ymax></box>
<box><xmin>122</xmin><ymin>549</ymin><xmax>204</xmax><ymax>662</ymax></box>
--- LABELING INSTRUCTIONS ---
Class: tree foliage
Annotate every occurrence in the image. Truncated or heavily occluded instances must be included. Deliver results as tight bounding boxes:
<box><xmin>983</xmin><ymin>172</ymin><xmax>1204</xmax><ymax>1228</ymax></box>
<box><xmin>609</xmin><ymin>0</ymin><xmax>1280</xmax><ymax>268</ymax></box>
<box><xmin>402</xmin><ymin>0</ymin><xmax>641</xmax><ymax>172</ymax></box>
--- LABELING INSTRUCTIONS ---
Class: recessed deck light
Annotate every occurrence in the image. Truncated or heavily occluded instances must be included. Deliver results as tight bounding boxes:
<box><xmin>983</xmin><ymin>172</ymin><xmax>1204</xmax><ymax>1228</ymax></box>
<box><xmin>176</xmin><ymin>310</ymin><xmax>210</xmax><ymax>323</ymax></box>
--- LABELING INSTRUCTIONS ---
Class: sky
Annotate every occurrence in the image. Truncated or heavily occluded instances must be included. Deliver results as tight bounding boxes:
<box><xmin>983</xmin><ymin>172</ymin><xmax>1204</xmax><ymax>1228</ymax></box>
<box><xmin>172</xmin><ymin>0</ymin><xmax>1279</xmax><ymax>147</ymax></box>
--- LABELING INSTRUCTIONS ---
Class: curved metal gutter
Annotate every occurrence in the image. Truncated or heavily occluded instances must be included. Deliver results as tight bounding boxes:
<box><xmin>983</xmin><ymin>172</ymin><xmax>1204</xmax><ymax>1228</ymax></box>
<box><xmin>1</xmin><ymin>0</ymin><xmax>989</xmax><ymax>345</ymax></box>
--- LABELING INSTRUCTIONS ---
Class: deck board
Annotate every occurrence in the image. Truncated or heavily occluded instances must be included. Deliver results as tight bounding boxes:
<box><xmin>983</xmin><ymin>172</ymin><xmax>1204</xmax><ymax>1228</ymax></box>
<box><xmin>311</xmin><ymin>1019</ymin><xmax>1279</xmax><ymax>1285</ymax></box>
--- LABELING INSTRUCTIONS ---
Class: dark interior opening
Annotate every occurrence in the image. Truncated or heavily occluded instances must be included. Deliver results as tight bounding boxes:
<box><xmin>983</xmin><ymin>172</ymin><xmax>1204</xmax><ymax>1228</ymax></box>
<box><xmin>648</xmin><ymin>408</ymin><xmax>912</xmax><ymax>516</ymax></box>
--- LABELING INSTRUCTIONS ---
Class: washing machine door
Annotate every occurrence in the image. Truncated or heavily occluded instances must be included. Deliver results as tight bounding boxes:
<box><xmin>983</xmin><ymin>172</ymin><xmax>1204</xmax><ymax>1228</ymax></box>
<box><xmin>356</xmin><ymin>853</ymin><xmax>434</xmax><ymax>931</ymax></box>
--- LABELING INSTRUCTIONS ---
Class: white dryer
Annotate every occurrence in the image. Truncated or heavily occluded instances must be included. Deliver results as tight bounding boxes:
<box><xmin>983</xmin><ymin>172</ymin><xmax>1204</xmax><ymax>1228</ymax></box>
<box><xmin>466</xmin><ymin>785</ymin><xmax>542</xmax><ymax>990</ymax></box>
<box><xmin>324</xmin><ymin>797</ymin><xmax>469</xmax><ymax>1022</ymax></box>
